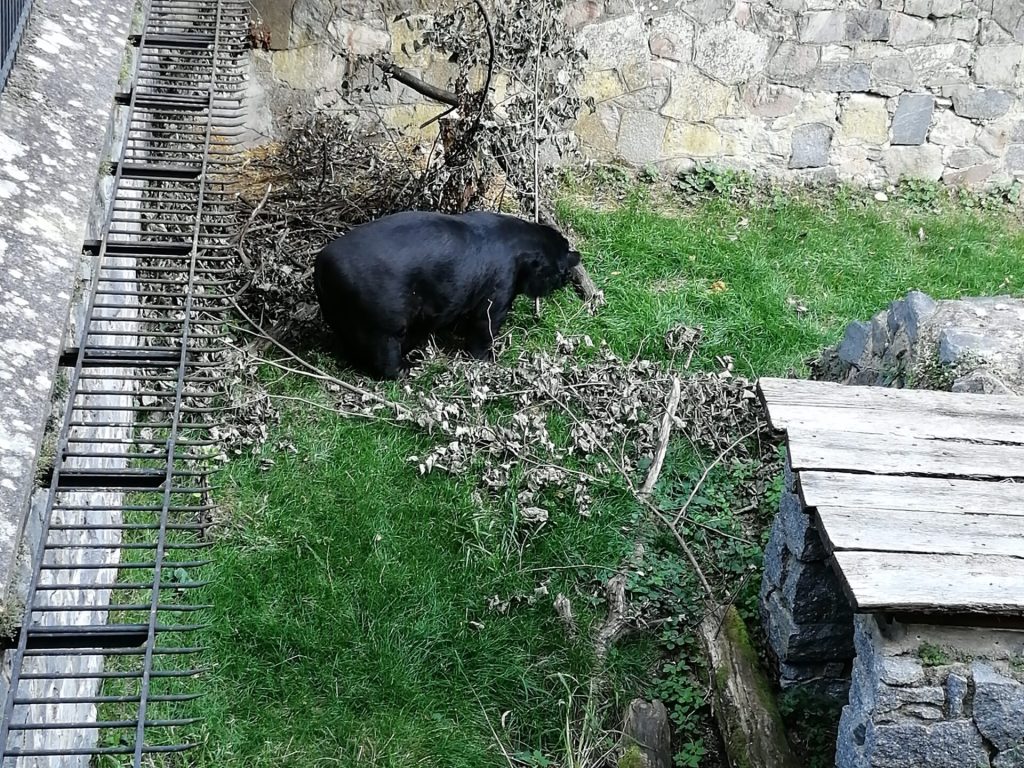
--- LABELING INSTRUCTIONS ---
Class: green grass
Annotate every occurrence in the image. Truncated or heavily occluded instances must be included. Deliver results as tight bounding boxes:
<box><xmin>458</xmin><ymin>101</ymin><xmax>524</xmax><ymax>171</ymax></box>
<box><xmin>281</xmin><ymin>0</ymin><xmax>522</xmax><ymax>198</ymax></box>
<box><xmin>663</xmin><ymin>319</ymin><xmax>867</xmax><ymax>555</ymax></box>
<box><xmin>179</xmin><ymin>179</ymin><xmax>1022</xmax><ymax>767</ymax></box>
<box><xmin>520</xmin><ymin>184</ymin><xmax>1021</xmax><ymax>376</ymax></box>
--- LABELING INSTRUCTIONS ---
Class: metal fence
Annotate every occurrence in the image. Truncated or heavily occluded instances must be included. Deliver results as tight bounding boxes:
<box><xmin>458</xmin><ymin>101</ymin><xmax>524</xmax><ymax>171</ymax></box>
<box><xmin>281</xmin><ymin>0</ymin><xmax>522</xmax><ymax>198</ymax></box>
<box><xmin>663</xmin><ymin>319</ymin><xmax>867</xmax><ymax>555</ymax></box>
<box><xmin>1</xmin><ymin>0</ymin><xmax>34</xmax><ymax>93</ymax></box>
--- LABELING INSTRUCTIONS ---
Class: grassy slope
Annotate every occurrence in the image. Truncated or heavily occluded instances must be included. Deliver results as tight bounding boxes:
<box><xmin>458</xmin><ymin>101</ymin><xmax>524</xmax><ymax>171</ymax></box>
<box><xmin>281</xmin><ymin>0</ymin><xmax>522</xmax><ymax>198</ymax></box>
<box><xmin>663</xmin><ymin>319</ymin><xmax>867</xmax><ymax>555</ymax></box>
<box><xmin>187</xmin><ymin>186</ymin><xmax>1023</xmax><ymax>767</ymax></box>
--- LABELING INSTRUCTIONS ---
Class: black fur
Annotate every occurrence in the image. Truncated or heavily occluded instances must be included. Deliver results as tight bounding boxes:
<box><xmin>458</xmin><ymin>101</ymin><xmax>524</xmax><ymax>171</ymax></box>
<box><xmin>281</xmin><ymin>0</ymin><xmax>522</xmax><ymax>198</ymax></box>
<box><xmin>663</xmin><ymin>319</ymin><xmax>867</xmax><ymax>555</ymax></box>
<box><xmin>314</xmin><ymin>210</ymin><xmax>582</xmax><ymax>379</ymax></box>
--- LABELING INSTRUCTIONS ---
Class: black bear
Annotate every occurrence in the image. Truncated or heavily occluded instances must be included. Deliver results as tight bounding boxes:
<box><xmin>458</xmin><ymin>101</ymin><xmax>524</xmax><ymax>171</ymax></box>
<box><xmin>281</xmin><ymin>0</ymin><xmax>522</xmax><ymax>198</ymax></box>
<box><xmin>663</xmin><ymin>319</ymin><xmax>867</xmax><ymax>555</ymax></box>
<box><xmin>314</xmin><ymin>210</ymin><xmax>582</xmax><ymax>379</ymax></box>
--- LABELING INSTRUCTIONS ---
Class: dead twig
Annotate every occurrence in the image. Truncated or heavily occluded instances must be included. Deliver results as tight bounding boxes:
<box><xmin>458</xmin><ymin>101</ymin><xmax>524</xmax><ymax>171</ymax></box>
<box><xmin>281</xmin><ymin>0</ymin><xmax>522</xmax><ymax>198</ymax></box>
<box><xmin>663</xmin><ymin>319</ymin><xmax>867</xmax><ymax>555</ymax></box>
<box><xmin>639</xmin><ymin>376</ymin><xmax>681</xmax><ymax>495</ymax></box>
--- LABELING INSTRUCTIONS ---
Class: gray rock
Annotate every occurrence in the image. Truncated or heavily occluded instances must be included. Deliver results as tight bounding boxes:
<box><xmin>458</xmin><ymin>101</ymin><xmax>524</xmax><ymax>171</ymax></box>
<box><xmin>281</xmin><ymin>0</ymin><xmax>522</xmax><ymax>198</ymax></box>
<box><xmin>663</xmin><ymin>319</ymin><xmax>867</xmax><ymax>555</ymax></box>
<box><xmin>837</xmin><ymin>705</ymin><xmax>870</xmax><ymax>768</ymax></box>
<box><xmin>764</xmin><ymin>591</ymin><xmax>855</xmax><ymax>663</ymax></box>
<box><xmin>992</xmin><ymin>0</ymin><xmax>1024</xmax><ymax>43</ymax></box>
<box><xmin>693</xmin><ymin>22</ymin><xmax>771</xmax><ymax>84</ymax></box>
<box><xmin>767</xmin><ymin>42</ymin><xmax>821</xmax><ymax>85</ymax></box>
<box><xmin>891</xmin><ymin>94</ymin><xmax>935</xmax><ymax>145</ymax></box>
<box><xmin>782</xmin><ymin>554</ymin><xmax>851</xmax><ymax>623</ymax></box>
<box><xmin>838</xmin><ymin>320</ymin><xmax>872</xmax><ymax>365</ymax></box>
<box><xmin>943</xmin><ymin>164</ymin><xmax>996</xmax><ymax>186</ymax></box>
<box><xmin>790</xmin><ymin>123</ymin><xmax>834</xmax><ymax>169</ymax></box>
<box><xmin>947</xmin><ymin>147</ymin><xmax>992</xmax><ymax>169</ymax></box>
<box><xmin>779</xmin><ymin>489</ymin><xmax>828</xmax><ymax>561</ymax></box>
<box><xmin>950</xmin><ymin>88</ymin><xmax>1016</xmax><ymax>119</ymax></box>
<box><xmin>762</xmin><ymin>518</ymin><xmax>788</xmax><ymax>590</ymax></box>
<box><xmin>875</xmin><ymin>683</ymin><xmax>946</xmax><ymax>717</ymax></box>
<box><xmin>1012</xmin><ymin>121</ymin><xmax>1024</xmax><ymax>143</ymax></box>
<box><xmin>973</xmin><ymin>44</ymin><xmax>1023</xmax><ymax>87</ymax></box>
<box><xmin>812</xmin><ymin>62</ymin><xmax>871</xmax><ymax>92</ymax></box>
<box><xmin>865</xmin><ymin>720</ymin><xmax>991</xmax><ymax>768</ymax></box>
<box><xmin>871</xmin><ymin>310</ymin><xmax>893</xmax><ymax>354</ymax></box>
<box><xmin>622</xmin><ymin>699</ymin><xmax>672</xmax><ymax>768</ymax></box>
<box><xmin>616</xmin><ymin>111</ymin><xmax>668</xmax><ymax>165</ymax></box>
<box><xmin>884</xmin><ymin>144</ymin><xmax>945</xmax><ymax>181</ymax></box>
<box><xmin>846</xmin><ymin>10</ymin><xmax>890</xmax><ymax>41</ymax></box>
<box><xmin>741</xmin><ymin>80</ymin><xmax>801</xmax><ymax>118</ymax></box>
<box><xmin>939</xmin><ymin>328</ymin><xmax>1005</xmax><ymax>364</ymax></box>
<box><xmin>801</xmin><ymin>10</ymin><xmax>846</xmax><ymax>44</ymax></box>
<box><xmin>973</xmin><ymin>662</ymin><xmax>1024</xmax><ymax>751</ymax></box>
<box><xmin>888</xmin><ymin>290</ymin><xmax>938</xmax><ymax>344</ymax></box>
<box><xmin>880</xmin><ymin>657</ymin><xmax>925</xmax><ymax>686</ymax></box>
<box><xmin>994</xmin><ymin>745</ymin><xmax>1024</xmax><ymax>768</ymax></box>
<box><xmin>871</xmin><ymin>56</ymin><xmax>916</xmax><ymax>96</ymax></box>
<box><xmin>1006</xmin><ymin>145</ymin><xmax>1024</xmax><ymax>173</ymax></box>
<box><xmin>890</xmin><ymin>13</ymin><xmax>935</xmax><ymax>47</ymax></box>
<box><xmin>946</xmin><ymin>673</ymin><xmax>968</xmax><ymax>718</ymax></box>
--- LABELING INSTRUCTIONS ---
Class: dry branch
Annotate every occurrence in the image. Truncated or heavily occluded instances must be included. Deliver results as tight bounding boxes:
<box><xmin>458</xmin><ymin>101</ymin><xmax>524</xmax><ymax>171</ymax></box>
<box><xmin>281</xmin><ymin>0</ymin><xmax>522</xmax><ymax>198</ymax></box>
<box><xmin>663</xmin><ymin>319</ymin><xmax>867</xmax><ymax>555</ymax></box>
<box><xmin>640</xmin><ymin>376</ymin><xmax>681</xmax><ymax>495</ymax></box>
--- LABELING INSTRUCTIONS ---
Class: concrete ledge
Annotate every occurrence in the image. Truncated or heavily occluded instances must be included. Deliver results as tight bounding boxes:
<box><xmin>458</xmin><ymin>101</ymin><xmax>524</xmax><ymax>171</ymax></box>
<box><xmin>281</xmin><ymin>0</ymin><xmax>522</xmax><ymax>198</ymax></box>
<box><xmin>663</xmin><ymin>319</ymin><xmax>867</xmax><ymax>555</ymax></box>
<box><xmin>0</xmin><ymin>0</ymin><xmax>135</xmax><ymax>613</ymax></box>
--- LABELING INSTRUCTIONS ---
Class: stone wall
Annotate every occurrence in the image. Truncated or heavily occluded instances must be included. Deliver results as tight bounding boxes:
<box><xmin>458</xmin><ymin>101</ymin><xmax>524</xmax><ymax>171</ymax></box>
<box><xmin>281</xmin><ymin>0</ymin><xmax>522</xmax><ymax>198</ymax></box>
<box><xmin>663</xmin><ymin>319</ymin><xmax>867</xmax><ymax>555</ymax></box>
<box><xmin>760</xmin><ymin>460</ymin><xmax>853</xmax><ymax>698</ymax></box>
<box><xmin>839</xmin><ymin>616</ymin><xmax>1024</xmax><ymax>768</ymax></box>
<box><xmin>247</xmin><ymin>0</ymin><xmax>1024</xmax><ymax>187</ymax></box>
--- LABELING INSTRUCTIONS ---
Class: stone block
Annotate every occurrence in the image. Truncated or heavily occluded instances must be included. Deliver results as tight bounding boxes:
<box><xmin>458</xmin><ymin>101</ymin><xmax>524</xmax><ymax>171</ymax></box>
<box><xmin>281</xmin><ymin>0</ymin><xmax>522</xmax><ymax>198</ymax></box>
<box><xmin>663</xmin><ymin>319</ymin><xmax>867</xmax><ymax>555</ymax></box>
<box><xmin>951</xmin><ymin>87</ymin><xmax>1016</xmax><ymax>119</ymax></box>
<box><xmin>649</xmin><ymin>15</ymin><xmax>696</xmax><ymax>62</ymax></box>
<box><xmin>579</xmin><ymin>69</ymin><xmax>626</xmax><ymax>103</ymax></box>
<box><xmin>800</xmin><ymin>10</ymin><xmax>845</xmax><ymax>43</ymax></box>
<box><xmin>272</xmin><ymin>44</ymin><xmax>346</xmax><ymax>90</ymax></box>
<box><xmin>563</xmin><ymin>0</ymin><xmax>603</xmax><ymax>28</ymax></box>
<box><xmin>575</xmin><ymin>107</ymin><xmax>619</xmax><ymax>154</ymax></box>
<box><xmin>693</xmin><ymin>22</ymin><xmax>771</xmax><ymax>84</ymax></box>
<box><xmin>811</xmin><ymin>62</ymin><xmax>871</xmax><ymax>92</ymax></box>
<box><xmin>790</xmin><ymin>122</ymin><xmax>833</xmax><ymax>168</ymax></box>
<box><xmin>578</xmin><ymin>15</ymin><xmax>648</xmax><ymax>71</ymax></box>
<box><xmin>680</xmin><ymin>0</ymin><xmax>734</xmax><ymax>25</ymax></box>
<box><xmin>839</xmin><ymin>94</ymin><xmax>889</xmax><ymax>144</ymax></box>
<box><xmin>888</xmin><ymin>291</ymin><xmax>939</xmax><ymax>343</ymax></box>
<box><xmin>933</xmin><ymin>16</ymin><xmax>978</xmax><ymax>42</ymax></box>
<box><xmin>764</xmin><ymin>592</ymin><xmax>855</xmax><ymax>662</ymax></box>
<box><xmin>741</xmin><ymin>80</ymin><xmax>801</xmax><ymax>118</ymax></box>
<box><xmin>943</xmin><ymin>164</ymin><xmax>996</xmax><ymax>185</ymax></box>
<box><xmin>929</xmin><ymin>0</ymin><xmax>962</xmax><ymax>16</ymax></box>
<box><xmin>782</xmin><ymin>555</ymin><xmax>851</xmax><ymax>623</ymax></box>
<box><xmin>780</xmin><ymin>489</ymin><xmax>829</xmax><ymax>561</ymax></box>
<box><xmin>767</xmin><ymin>42</ymin><xmax>821</xmax><ymax>86</ymax></box>
<box><xmin>617</xmin><ymin>82</ymin><xmax>672</xmax><ymax>112</ymax></box>
<box><xmin>749</xmin><ymin>4</ymin><xmax>801</xmax><ymax>40</ymax></box>
<box><xmin>865</xmin><ymin>720</ymin><xmax>991</xmax><ymax>768</ymax></box>
<box><xmin>992</xmin><ymin>0</ymin><xmax>1024</xmax><ymax>43</ymax></box>
<box><xmin>883</xmin><ymin>144</ymin><xmax>944</xmax><ymax>180</ymax></box>
<box><xmin>328</xmin><ymin>19</ymin><xmax>389</xmax><ymax>55</ymax></box>
<box><xmin>995</xmin><ymin>747</ymin><xmax>1024</xmax><ymax>768</ymax></box>
<box><xmin>891</xmin><ymin>94</ymin><xmax>935</xmax><ymax>145</ymax></box>
<box><xmin>661</xmin><ymin>67</ymin><xmax>735</xmax><ymax>121</ymax></box>
<box><xmin>870</xmin><ymin>55</ymin><xmax>917</xmax><ymax>96</ymax></box>
<box><xmin>903</xmin><ymin>0</ymin><xmax>931</xmax><ymax>14</ymax></box>
<box><xmin>890</xmin><ymin>13</ymin><xmax>934</xmax><ymax>47</ymax></box>
<box><xmin>929</xmin><ymin>108</ymin><xmax>977</xmax><ymax>146</ymax></box>
<box><xmin>617</xmin><ymin>111</ymin><xmax>669</xmax><ymax>165</ymax></box>
<box><xmin>1007</xmin><ymin>144</ymin><xmax>1024</xmax><ymax>174</ymax></box>
<box><xmin>663</xmin><ymin>122</ymin><xmax>730</xmax><ymax>156</ymax></box>
<box><xmin>838</xmin><ymin>320</ymin><xmax>872</xmax><ymax>364</ymax></box>
<box><xmin>880</xmin><ymin>657</ymin><xmax>925</xmax><ymax>686</ymax></box>
<box><xmin>846</xmin><ymin>10</ymin><xmax>890</xmax><ymax>42</ymax></box>
<box><xmin>947</xmin><ymin>147</ymin><xmax>990</xmax><ymax>168</ymax></box>
<box><xmin>946</xmin><ymin>673</ymin><xmax>968</xmax><ymax>718</ymax></box>
<box><xmin>875</xmin><ymin>682</ymin><xmax>945</xmax><ymax>717</ymax></box>
<box><xmin>1012</xmin><ymin>121</ymin><xmax>1024</xmax><ymax>142</ymax></box>
<box><xmin>762</xmin><ymin>518</ymin><xmax>787</xmax><ymax>591</ymax></box>
<box><xmin>973</xmin><ymin>662</ymin><xmax>1024</xmax><ymax>751</ymax></box>
<box><xmin>905</xmin><ymin>42</ymin><xmax>972</xmax><ymax>85</ymax></box>
<box><xmin>974</xmin><ymin>45</ymin><xmax>1024</xmax><ymax>87</ymax></box>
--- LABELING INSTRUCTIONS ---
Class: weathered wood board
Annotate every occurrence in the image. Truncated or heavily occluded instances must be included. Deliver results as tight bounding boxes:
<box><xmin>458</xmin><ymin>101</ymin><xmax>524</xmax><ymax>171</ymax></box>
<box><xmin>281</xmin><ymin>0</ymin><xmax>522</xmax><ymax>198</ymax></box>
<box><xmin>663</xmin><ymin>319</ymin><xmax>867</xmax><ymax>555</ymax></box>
<box><xmin>834</xmin><ymin>551</ymin><xmax>1024</xmax><ymax>615</ymax></box>
<box><xmin>758</xmin><ymin>377</ymin><xmax>1021</xmax><ymax>423</ymax></box>
<box><xmin>783</xmin><ymin>426</ymin><xmax>1024</xmax><ymax>479</ymax></box>
<box><xmin>799</xmin><ymin>471</ymin><xmax>1024</xmax><ymax>516</ymax></box>
<box><xmin>815</xmin><ymin>506</ymin><xmax>1024</xmax><ymax>558</ymax></box>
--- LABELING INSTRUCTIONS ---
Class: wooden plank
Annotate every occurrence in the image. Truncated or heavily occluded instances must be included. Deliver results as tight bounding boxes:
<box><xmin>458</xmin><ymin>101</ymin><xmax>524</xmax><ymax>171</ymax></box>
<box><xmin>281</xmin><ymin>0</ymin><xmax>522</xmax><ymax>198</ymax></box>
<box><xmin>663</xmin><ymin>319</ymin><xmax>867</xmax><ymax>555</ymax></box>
<box><xmin>815</xmin><ymin>505</ymin><xmax>1024</xmax><ymax>558</ymax></box>
<box><xmin>785</xmin><ymin>427</ymin><xmax>1024</xmax><ymax>479</ymax></box>
<box><xmin>762</xmin><ymin>401</ymin><xmax>1024</xmax><ymax>444</ymax></box>
<box><xmin>799</xmin><ymin>472</ymin><xmax>1024</xmax><ymax>516</ymax></box>
<box><xmin>833</xmin><ymin>551</ymin><xmax>1024</xmax><ymax>615</ymax></box>
<box><xmin>758</xmin><ymin>377</ymin><xmax>1023</xmax><ymax>443</ymax></box>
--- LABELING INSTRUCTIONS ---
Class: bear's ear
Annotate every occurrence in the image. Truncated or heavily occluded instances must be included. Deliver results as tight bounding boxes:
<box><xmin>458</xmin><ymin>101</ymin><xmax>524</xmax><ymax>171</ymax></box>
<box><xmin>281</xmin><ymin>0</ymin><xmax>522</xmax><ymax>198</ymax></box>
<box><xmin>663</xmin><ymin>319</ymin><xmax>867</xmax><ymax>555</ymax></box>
<box><xmin>567</xmin><ymin>250</ymin><xmax>581</xmax><ymax>268</ymax></box>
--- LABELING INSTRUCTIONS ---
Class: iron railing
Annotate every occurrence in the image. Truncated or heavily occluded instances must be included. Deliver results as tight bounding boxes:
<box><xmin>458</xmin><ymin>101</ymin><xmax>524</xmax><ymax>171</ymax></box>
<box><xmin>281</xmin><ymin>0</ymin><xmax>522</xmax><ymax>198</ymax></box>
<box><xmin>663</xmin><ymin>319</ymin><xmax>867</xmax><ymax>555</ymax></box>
<box><xmin>0</xmin><ymin>0</ymin><xmax>33</xmax><ymax>92</ymax></box>
<box><xmin>0</xmin><ymin>0</ymin><xmax>247</xmax><ymax>763</ymax></box>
